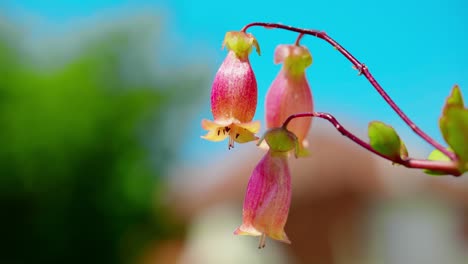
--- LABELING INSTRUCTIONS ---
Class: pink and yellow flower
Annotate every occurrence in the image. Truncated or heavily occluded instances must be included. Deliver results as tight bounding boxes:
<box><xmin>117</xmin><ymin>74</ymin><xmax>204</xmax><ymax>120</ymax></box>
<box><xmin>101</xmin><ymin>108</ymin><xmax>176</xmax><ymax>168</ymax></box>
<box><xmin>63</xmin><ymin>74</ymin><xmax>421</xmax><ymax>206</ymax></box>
<box><xmin>234</xmin><ymin>150</ymin><xmax>291</xmax><ymax>247</ymax></box>
<box><xmin>235</xmin><ymin>128</ymin><xmax>298</xmax><ymax>248</ymax></box>
<box><xmin>265</xmin><ymin>44</ymin><xmax>313</xmax><ymax>155</ymax></box>
<box><xmin>202</xmin><ymin>31</ymin><xmax>261</xmax><ymax>149</ymax></box>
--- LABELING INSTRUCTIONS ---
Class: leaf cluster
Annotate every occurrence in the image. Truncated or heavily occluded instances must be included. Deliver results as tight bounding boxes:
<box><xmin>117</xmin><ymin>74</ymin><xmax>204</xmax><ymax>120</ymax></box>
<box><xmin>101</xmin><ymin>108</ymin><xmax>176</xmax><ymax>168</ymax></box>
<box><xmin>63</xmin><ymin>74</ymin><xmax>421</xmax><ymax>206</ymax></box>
<box><xmin>368</xmin><ymin>85</ymin><xmax>467</xmax><ymax>176</ymax></box>
<box><xmin>426</xmin><ymin>85</ymin><xmax>468</xmax><ymax>175</ymax></box>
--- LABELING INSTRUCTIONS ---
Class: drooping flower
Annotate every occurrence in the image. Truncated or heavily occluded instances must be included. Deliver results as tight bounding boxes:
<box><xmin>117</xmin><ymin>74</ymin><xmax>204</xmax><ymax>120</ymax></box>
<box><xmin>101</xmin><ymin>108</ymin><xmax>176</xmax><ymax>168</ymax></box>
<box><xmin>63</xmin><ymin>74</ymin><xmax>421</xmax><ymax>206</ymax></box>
<box><xmin>235</xmin><ymin>128</ymin><xmax>298</xmax><ymax>248</ymax></box>
<box><xmin>265</xmin><ymin>44</ymin><xmax>313</xmax><ymax>155</ymax></box>
<box><xmin>202</xmin><ymin>31</ymin><xmax>261</xmax><ymax>149</ymax></box>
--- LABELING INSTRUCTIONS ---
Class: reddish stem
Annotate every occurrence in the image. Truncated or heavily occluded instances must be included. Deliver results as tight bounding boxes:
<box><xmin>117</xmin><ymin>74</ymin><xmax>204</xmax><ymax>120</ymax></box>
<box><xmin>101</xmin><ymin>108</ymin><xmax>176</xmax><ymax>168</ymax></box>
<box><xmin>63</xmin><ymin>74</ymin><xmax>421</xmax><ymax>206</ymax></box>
<box><xmin>242</xmin><ymin>22</ymin><xmax>456</xmax><ymax>161</ymax></box>
<box><xmin>295</xmin><ymin>33</ymin><xmax>305</xmax><ymax>46</ymax></box>
<box><xmin>283</xmin><ymin>112</ymin><xmax>461</xmax><ymax>176</ymax></box>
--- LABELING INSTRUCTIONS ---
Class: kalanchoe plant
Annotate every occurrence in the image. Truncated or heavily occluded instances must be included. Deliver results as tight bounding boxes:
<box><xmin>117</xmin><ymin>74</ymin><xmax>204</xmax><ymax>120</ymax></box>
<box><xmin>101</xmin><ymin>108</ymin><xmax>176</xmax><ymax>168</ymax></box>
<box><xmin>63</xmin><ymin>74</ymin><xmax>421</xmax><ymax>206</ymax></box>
<box><xmin>201</xmin><ymin>22</ymin><xmax>468</xmax><ymax>248</ymax></box>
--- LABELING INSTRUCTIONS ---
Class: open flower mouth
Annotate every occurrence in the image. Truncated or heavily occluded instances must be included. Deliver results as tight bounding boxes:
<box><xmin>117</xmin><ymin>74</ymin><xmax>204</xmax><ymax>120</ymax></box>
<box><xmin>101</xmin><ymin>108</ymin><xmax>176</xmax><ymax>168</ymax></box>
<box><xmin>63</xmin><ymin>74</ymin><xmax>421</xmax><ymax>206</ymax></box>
<box><xmin>201</xmin><ymin>119</ymin><xmax>260</xmax><ymax>149</ymax></box>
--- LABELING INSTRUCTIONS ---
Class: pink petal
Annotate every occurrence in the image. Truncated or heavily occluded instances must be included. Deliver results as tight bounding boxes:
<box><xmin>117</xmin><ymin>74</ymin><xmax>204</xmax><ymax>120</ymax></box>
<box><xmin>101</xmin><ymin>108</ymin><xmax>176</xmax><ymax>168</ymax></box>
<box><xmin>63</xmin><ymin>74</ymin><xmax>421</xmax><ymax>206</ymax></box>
<box><xmin>235</xmin><ymin>151</ymin><xmax>291</xmax><ymax>244</ymax></box>
<box><xmin>211</xmin><ymin>51</ymin><xmax>257</xmax><ymax>123</ymax></box>
<box><xmin>265</xmin><ymin>68</ymin><xmax>313</xmax><ymax>146</ymax></box>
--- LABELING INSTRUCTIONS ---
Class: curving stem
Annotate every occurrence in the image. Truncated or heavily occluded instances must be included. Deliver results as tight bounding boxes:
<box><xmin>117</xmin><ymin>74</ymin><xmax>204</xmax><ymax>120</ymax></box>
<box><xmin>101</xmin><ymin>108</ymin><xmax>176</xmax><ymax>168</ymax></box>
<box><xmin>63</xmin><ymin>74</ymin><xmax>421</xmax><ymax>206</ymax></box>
<box><xmin>282</xmin><ymin>112</ymin><xmax>461</xmax><ymax>176</ymax></box>
<box><xmin>242</xmin><ymin>22</ymin><xmax>456</xmax><ymax>161</ymax></box>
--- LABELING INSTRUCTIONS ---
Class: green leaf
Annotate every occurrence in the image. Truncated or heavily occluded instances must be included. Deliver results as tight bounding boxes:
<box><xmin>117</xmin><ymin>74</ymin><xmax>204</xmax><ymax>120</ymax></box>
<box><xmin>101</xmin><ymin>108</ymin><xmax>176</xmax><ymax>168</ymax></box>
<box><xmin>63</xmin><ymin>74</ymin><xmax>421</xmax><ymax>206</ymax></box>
<box><xmin>444</xmin><ymin>84</ymin><xmax>464</xmax><ymax>112</ymax></box>
<box><xmin>424</xmin><ymin>149</ymin><xmax>452</xmax><ymax>175</ymax></box>
<box><xmin>438</xmin><ymin>85</ymin><xmax>467</xmax><ymax>174</ymax></box>
<box><xmin>368</xmin><ymin>121</ymin><xmax>407</xmax><ymax>161</ymax></box>
<box><xmin>440</xmin><ymin>107</ymin><xmax>468</xmax><ymax>172</ymax></box>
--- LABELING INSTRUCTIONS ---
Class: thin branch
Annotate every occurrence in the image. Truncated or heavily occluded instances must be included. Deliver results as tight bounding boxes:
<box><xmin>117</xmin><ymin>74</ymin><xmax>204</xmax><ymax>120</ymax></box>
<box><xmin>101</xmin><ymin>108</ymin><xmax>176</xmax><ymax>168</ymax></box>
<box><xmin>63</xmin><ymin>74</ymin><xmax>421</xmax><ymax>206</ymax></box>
<box><xmin>283</xmin><ymin>112</ymin><xmax>461</xmax><ymax>176</ymax></box>
<box><xmin>295</xmin><ymin>33</ymin><xmax>305</xmax><ymax>46</ymax></box>
<box><xmin>242</xmin><ymin>22</ymin><xmax>456</xmax><ymax>161</ymax></box>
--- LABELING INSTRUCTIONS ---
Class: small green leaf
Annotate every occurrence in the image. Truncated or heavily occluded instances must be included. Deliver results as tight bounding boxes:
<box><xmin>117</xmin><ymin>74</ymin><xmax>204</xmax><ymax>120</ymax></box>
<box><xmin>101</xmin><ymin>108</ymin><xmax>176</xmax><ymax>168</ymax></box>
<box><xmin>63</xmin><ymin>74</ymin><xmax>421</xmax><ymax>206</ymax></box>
<box><xmin>440</xmin><ymin>85</ymin><xmax>464</xmax><ymax>140</ymax></box>
<box><xmin>368</xmin><ymin>121</ymin><xmax>407</xmax><ymax>161</ymax></box>
<box><xmin>444</xmin><ymin>84</ymin><xmax>464</xmax><ymax>112</ymax></box>
<box><xmin>440</xmin><ymin>107</ymin><xmax>468</xmax><ymax>172</ymax></box>
<box><xmin>424</xmin><ymin>149</ymin><xmax>452</xmax><ymax>175</ymax></box>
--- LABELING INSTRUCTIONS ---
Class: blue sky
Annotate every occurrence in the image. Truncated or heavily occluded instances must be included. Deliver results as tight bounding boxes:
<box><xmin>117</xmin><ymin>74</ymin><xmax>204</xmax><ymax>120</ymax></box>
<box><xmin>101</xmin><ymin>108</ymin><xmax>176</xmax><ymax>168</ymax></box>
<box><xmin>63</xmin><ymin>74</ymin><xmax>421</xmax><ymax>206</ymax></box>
<box><xmin>3</xmin><ymin>0</ymin><xmax>468</xmax><ymax>163</ymax></box>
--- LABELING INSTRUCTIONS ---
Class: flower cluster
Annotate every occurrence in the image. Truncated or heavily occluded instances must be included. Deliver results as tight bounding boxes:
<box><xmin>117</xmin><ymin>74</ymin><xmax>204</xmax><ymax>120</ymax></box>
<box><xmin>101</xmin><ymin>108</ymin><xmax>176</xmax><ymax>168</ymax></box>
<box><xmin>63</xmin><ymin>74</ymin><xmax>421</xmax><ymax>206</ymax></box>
<box><xmin>201</xmin><ymin>30</ymin><xmax>314</xmax><ymax>247</ymax></box>
<box><xmin>200</xmin><ymin>23</ymin><xmax>467</xmax><ymax>251</ymax></box>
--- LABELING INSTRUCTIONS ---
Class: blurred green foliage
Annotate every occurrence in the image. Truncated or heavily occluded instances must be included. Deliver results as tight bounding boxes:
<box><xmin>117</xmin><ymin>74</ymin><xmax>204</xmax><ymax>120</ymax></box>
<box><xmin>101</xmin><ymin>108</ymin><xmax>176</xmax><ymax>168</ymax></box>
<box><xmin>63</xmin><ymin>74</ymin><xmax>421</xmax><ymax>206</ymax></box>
<box><xmin>0</xmin><ymin>15</ymin><xmax>205</xmax><ymax>263</ymax></box>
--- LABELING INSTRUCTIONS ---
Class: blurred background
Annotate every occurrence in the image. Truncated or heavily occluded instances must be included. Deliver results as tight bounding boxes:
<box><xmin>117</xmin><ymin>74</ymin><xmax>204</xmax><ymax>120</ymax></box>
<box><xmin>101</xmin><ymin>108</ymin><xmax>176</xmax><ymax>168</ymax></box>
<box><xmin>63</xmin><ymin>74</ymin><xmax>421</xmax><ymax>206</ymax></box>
<box><xmin>0</xmin><ymin>0</ymin><xmax>467</xmax><ymax>263</ymax></box>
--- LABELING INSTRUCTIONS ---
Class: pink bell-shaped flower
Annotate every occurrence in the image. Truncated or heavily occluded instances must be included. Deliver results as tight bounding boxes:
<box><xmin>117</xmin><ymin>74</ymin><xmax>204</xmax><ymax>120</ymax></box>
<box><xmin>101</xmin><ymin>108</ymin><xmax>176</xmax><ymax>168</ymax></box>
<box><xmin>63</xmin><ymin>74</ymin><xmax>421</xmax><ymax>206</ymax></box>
<box><xmin>202</xmin><ymin>31</ymin><xmax>261</xmax><ymax>149</ymax></box>
<box><xmin>265</xmin><ymin>44</ymin><xmax>313</xmax><ymax>155</ymax></box>
<box><xmin>235</xmin><ymin>128</ymin><xmax>298</xmax><ymax>248</ymax></box>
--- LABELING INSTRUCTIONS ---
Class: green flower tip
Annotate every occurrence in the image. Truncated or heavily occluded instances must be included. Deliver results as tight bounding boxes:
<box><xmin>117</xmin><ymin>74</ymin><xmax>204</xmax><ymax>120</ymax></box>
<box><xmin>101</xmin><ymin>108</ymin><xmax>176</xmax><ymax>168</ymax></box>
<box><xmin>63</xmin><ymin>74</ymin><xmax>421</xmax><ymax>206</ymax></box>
<box><xmin>260</xmin><ymin>127</ymin><xmax>298</xmax><ymax>154</ymax></box>
<box><xmin>222</xmin><ymin>31</ymin><xmax>260</xmax><ymax>59</ymax></box>
<box><xmin>274</xmin><ymin>44</ymin><xmax>312</xmax><ymax>76</ymax></box>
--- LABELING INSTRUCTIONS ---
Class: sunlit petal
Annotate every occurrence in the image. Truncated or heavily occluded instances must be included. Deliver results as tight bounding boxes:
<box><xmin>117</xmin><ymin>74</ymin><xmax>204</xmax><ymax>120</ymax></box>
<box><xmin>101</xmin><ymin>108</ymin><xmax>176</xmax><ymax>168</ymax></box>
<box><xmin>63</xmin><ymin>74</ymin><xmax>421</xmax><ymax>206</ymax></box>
<box><xmin>235</xmin><ymin>150</ymin><xmax>292</xmax><ymax>246</ymax></box>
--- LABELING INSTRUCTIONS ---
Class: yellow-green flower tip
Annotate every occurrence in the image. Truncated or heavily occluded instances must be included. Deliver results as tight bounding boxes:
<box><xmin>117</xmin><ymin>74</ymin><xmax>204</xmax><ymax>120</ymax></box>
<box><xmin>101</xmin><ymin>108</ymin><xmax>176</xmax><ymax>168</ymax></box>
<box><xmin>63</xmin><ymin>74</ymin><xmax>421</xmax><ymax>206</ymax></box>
<box><xmin>274</xmin><ymin>44</ymin><xmax>312</xmax><ymax>76</ymax></box>
<box><xmin>263</xmin><ymin>127</ymin><xmax>298</xmax><ymax>153</ymax></box>
<box><xmin>222</xmin><ymin>31</ymin><xmax>260</xmax><ymax>59</ymax></box>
